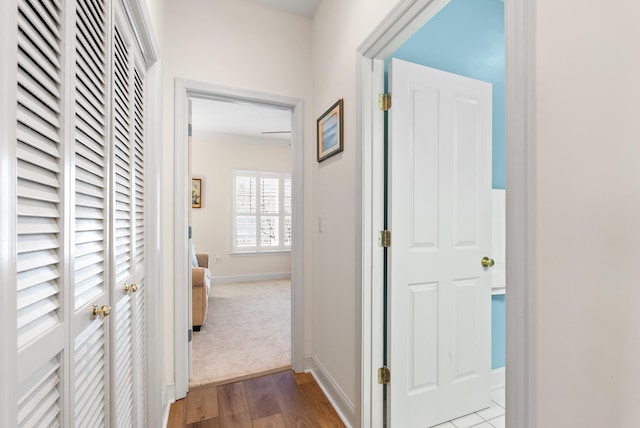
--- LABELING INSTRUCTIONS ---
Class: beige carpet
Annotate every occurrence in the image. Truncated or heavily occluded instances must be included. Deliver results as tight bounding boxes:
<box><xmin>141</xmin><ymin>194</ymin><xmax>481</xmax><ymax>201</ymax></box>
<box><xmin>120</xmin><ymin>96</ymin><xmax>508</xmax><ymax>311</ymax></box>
<box><xmin>190</xmin><ymin>279</ymin><xmax>291</xmax><ymax>388</ymax></box>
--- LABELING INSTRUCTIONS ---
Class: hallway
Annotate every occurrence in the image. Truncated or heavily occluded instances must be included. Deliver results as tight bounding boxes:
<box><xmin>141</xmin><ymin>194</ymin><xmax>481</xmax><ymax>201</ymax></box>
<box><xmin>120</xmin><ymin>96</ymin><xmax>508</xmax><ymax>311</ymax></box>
<box><xmin>168</xmin><ymin>371</ymin><xmax>345</xmax><ymax>427</ymax></box>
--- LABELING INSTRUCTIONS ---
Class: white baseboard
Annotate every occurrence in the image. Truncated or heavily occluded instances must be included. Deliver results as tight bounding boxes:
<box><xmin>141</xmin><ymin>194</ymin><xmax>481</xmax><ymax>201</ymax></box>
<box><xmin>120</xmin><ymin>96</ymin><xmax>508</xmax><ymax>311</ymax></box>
<box><xmin>162</xmin><ymin>402</ymin><xmax>171</xmax><ymax>428</ymax></box>
<box><xmin>212</xmin><ymin>272</ymin><xmax>291</xmax><ymax>284</ymax></box>
<box><xmin>304</xmin><ymin>355</ymin><xmax>355</xmax><ymax>428</ymax></box>
<box><xmin>492</xmin><ymin>367</ymin><xmax>505</xmax><ymax>390</ymax></box>
<box><xmin>162</xmin><ymin>382</ymin><xmax>176</xmax><ymax>428</ymax></box>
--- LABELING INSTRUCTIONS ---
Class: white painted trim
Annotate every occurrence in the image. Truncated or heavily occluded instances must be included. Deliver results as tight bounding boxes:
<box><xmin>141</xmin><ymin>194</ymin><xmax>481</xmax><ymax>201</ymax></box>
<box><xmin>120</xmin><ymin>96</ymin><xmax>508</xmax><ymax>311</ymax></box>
<box><xmin>166</xmin><ymin>382</ymin><xmax>176</xmax><ymax>404</ymax></box>
<box><xmin>0</xmin><ymin>0</ymin><xmax>17</xmax><ymax>425</ymax></box>
<box><xmin>120</xmin><ymin>0</ymin><xmax>159</xmax><ymax>65</ymax></box>
<box><xmin>162</xmin><ymin>396</ymin><xmax>172</xmax><ymax>428</ymax></box>
<box><xmin>144</xmin><ymin>59</ymin><xmax>166</xmax><ymax>428</ymax></box>
<box><xmin>304</xmin><ymin>356</ymin><xmax>356</xmax><ymax>428</ymax></box>
<box><xmin>174</xmin><ymin>79</ymin><xmax>306</xmax><ymax>397</ymax></box>
<box><xmin>357</xmin><ymin>0</ymin><xmax>537</xmax><ymax>427</ymax></box>
<box><xmin>492</xmin><ymin>367</ymin><xmax>506</xmax><ymax>390</ymax></box>
<box><xmin>505</xmin><ymin>0</ymin><xmax>537</xmax><ymax>426</ymax></box>
<box><xmin>162</xmin><ymin>382</ymin><xmax>176</xmax><ymax>428</ymax></box>
<box><xmin>356</xmin><ymin>52</ymin><xmax>387</xmax><ymax>428</ymax></box>
<box><xmin>212</xmin><ymin>272</ymin><xmax>291</xmax><ymax>284</ymax></box>
<box><xmin>174</xmin><ymin>81</ymin><xmax>191</xmax><ymax>400</ymax></box>
<box><xmin>191</xmin><ymin>130</ymin><xmax>291</xmax><ymax>146</ymax></box>
<box><xmin>229</xmin><ymin>251</ymin><xmax>291</xmax><ymax>256</ymax></box>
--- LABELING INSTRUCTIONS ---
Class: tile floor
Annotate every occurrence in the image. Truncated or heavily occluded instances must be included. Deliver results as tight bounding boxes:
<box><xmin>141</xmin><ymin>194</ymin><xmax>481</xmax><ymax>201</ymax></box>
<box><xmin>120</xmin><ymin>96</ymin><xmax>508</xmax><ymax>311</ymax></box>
<box><xmin>431</xmin><ymin>387</ymin><xmax>506</xmax><ymax>428</ymax></box>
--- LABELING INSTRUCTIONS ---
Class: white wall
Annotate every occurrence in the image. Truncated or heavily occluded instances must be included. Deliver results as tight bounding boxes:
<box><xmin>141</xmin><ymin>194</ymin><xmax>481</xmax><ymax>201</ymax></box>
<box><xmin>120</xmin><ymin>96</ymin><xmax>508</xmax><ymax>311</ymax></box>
<box><xmin>535</xmin><ymin>0</ymin><xmax>640</xmax><ymax>425</ymax></box>
<box><xmin>310</xmin><ymin>0</ymin><xmax>400</xmax><ymax>407</ymax></box>
<box><xmin>160</xmin><ymin>0</ymin><xmax>313</xmax><ymax>385</ymax></box>
<box><xmin>191</xmin><ymin>133</ymin><xmax>292</xmax><ymax>280</ymax></box>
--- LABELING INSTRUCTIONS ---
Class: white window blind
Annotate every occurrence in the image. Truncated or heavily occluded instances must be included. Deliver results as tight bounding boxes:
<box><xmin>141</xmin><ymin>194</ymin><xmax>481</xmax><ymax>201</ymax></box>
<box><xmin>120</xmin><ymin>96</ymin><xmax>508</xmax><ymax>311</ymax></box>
<box><xmin>233</xmin><ymin>170</ymin><xmax>291</xmax><ymax>253</ymax></box>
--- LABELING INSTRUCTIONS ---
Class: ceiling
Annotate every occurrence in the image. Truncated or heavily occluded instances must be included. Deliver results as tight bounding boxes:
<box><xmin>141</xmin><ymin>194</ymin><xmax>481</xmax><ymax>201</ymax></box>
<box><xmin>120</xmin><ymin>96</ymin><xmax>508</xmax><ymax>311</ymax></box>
<box><xmin>251</xmin><ymin>0</ymin><xmax>320</xmax><ymax>18</ymax></box>
<box><xmin>190</xmin><ymin>98</ymin><xmax>292</xmax><ymax>140</ymax></box>
<box><xmin>190</xmin><ymin>1</ymin><xmax>317</xmax><ymax>139</ymax></box>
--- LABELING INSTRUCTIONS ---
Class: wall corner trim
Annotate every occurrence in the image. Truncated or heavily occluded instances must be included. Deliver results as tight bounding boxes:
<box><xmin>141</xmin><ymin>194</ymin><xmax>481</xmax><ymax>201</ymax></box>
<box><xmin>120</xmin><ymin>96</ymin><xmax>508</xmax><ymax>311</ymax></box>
<box><xmin>304</xmin><ymin>355</ymin><xmax>356</xmax><ymax>428</ymax></box>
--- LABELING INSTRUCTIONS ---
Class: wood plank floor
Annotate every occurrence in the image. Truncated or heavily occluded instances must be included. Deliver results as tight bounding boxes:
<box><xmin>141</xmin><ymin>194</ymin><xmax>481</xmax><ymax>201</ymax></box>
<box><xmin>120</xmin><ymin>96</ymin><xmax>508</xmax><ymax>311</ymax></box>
<box><xmin>167</xmin><ymin>371</ymin><xmax>346</xmax><ymax>428</ymax></box>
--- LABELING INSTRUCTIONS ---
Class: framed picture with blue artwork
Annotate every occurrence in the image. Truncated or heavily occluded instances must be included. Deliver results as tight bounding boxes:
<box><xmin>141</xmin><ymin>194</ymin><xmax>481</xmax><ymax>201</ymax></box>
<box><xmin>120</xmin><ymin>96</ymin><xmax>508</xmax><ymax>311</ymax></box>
<box><xmin>317</xmin><ymin>98</ymin><xmax>343</xmax><ymax>162</ymax></box>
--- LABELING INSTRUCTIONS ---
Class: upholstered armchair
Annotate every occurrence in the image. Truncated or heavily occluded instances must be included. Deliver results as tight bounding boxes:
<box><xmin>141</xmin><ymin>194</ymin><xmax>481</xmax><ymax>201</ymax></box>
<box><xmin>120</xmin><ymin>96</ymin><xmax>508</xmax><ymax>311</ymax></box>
<box><xmin>192</xmin><ymin>253</ymin><xmax>211</xmax><ymax>331</ymax></box>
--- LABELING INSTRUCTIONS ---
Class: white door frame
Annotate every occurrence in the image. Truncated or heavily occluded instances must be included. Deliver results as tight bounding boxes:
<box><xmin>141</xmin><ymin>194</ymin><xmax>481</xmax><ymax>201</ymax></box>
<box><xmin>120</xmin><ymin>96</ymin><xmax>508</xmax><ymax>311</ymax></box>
<box><xmin>173</xmin><ymin>79</ymin><xmax>306</xmax><ymax>398</ymax></box>
<box><xmin>356</xmin><ymin>0</ymin><xmax>537</xmax><ymax>427</ymax></box>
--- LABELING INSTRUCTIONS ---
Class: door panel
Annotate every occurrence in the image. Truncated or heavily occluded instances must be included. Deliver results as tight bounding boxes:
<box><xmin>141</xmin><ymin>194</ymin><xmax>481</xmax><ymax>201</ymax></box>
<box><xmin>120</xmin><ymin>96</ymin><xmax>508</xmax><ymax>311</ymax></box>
<box><xmin>111</xmin><ymin>7</ymin><xmax>147</xmax><ymax>427</ymax></box>
<box><xmin>15</xmin><ymin>0</ymin><xmax>65</xmax><ymax>425</ymax></box>
<box><xmin>388</xmin><ymin>58</ymin><xmax>492</xmax><ymax>428</ymax></box>
<box><xmin>72</xmin><ymin>0</ymin><xmax>110</xmax><ymax>425</ymax></box>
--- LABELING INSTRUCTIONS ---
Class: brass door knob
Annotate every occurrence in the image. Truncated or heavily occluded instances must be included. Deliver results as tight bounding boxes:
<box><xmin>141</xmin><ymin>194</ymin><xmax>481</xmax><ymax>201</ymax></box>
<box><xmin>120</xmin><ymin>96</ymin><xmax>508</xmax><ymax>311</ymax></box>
<box><xmin>124</xmin><ymin>283</ymin><xmax>138</xmax><ymax>293</ymax></box>
<box><xmin>90</xmin><ymin>304</ymin><xmax>111</xmax><ymax>319</ymax></box>
<box><xmin>481</xmin><ymin>257</ymin><xmax>495</xmax><ymax>268</ymax></box>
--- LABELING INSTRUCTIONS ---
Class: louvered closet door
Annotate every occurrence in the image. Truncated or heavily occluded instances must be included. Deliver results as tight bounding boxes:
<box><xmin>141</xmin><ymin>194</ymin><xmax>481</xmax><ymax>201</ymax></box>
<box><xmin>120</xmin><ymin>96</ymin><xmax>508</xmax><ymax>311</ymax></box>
<box><xmin>15</xmin><ymin>0</ymin><xmax>112</xmax><ymax>426</ymax></box>
<box><xmin>15</xmin><ymin>0</ymin><xmax>66</xmax><ymax>425</ymax></box>
<box><xmin>111</xmin><ymin>7</ymin><xmax>147</xmax><ymax>427</ymax></box>
<box><xmin>71</xmin><ymin>0</ymin><xmax>111</xmax><ymax>426</ymax></box>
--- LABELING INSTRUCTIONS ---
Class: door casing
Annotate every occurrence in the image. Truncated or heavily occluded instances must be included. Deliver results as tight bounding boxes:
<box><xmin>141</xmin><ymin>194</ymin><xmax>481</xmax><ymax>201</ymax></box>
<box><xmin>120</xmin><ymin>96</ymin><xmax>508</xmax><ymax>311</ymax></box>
<box><xmin>173</xmin><ymin>80</ymin><xmax>306</xmax><ymax>399</ymax></box>
<box><xmin>356</xmin><ymin>0</ymin><xmax>537</xmax><ymax>427</ymax></box>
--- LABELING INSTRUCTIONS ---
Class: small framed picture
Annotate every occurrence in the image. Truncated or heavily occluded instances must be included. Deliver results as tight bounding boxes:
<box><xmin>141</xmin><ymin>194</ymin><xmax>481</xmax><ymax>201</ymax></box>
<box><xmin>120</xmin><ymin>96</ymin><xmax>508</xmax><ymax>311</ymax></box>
<box><xmin>317</xmin><ymin>99</ymin><xmax>344</xmax><ymax>162</ymax></box>
<box><xmin>192</xmin><ymin>178</ymin><xmax>202</xmax><ymax>208</ymax></box>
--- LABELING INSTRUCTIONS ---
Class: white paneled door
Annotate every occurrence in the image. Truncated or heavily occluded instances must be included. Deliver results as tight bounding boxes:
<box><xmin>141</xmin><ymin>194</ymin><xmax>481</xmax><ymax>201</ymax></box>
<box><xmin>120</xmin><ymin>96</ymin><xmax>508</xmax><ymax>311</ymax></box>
<box><xmin>388</xmin><ymin>59</ymin><xmax>493</xmax><ymax>428</ymax></box>
<box><xmin>5</xmin><ymin>0</ymin><xmax>151</xmax><ymax>426</ymax></box>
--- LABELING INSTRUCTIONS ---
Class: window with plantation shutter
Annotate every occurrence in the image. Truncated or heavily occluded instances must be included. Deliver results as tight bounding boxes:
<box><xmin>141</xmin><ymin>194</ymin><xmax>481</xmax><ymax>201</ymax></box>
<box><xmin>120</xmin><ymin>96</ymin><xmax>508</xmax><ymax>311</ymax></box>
<box><xmin>232</xmin><ymin>169</ymin><xmax>292</xmax><ymax>253</ymax></box>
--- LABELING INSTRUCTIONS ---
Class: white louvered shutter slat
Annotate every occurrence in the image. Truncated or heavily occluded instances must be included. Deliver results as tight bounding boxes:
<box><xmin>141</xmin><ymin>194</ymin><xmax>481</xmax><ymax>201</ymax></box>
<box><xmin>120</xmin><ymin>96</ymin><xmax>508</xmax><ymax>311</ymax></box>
<box><xmin>17</xmin><ymin>52</ymin><xmax>61</xmax><ymax>99</ymax></box>
<box><xmin>16</xmin><ymin>32</ymin><xmax>61</xmax><ymax>85</ymax></box>
<box><xmin>17</xmin><ymin>72</ymin><xmax>60</xmax><ymax>115</ymax></box>
<box><xmin>17</xmin><ymin>216</ymin><xmax>59</xmax><ymax>235</ymax></box>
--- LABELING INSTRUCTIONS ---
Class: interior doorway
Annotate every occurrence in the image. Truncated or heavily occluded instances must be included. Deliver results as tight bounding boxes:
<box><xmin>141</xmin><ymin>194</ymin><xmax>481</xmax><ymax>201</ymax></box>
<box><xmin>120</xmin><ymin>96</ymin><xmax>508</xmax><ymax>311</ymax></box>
<box><xmin>384</xmin><ymin>1</ymin><xmax>506</xmax><ymax>426</ymax></box>
<box><xmin>188</xmin><ymin>98</ymin><xmax>294</xmax><ymax>386</ymax></box>
<box><xmin>173</xmin><ymin>80</ymin><xmax>306</xmax><ymax>399</ymax></box>
<box><xmin>357</xmin><ymin>0</ymin><xmax>536</xmax><ymax>427</ymax></box>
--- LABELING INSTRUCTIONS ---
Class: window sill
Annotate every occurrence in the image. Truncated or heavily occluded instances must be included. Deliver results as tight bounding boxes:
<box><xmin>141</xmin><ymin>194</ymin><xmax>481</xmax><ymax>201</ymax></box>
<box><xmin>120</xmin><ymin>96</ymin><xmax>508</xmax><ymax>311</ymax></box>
<box><xmin>230</xmin><ymin>250</ymin><xmax>291</xmax><ymax>256</ymax></box>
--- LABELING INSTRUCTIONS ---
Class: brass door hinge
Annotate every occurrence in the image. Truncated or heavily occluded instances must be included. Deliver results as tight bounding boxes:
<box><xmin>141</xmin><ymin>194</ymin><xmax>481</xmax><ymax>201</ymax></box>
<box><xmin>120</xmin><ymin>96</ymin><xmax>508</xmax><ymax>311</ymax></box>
<box><xmin>378</xmin><ymin>93</ymin><xmax>392</xmax><ymax>111</ymax></box>
<box><xmin>378</xmin><ymin>230</ymin><xmax>391</xmax><ymax>248</ymax></box>
<box><xmin>378</xmin><ymin>365</ymin><xmax>390</xmax><ymax>385</ymax></box>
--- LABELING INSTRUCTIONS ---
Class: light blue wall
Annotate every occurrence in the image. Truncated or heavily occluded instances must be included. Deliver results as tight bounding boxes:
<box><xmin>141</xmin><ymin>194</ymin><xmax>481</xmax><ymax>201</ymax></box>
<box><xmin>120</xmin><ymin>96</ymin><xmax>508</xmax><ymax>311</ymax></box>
<box><xmin>387</xmin><ymin>0</ymin><xmax>506</xmax><ymax>369</ymax></box>
<box><xmin>491</xmin><ymin>294</ymin><xmax>506</xmax><ymax>368</ymax></box>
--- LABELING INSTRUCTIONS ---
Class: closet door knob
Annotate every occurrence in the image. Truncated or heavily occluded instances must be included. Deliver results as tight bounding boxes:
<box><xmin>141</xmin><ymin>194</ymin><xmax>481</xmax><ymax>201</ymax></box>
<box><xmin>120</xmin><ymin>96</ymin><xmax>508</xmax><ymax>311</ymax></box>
<box><xmin>124</xmin><ymin>283</ymin><xmax>138</xmax><ymax>293</ymax></box>
<box><xmin>90</xmin><ymin>304</ymin><xmax>111</xmax><ymax>320</ymax></box>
